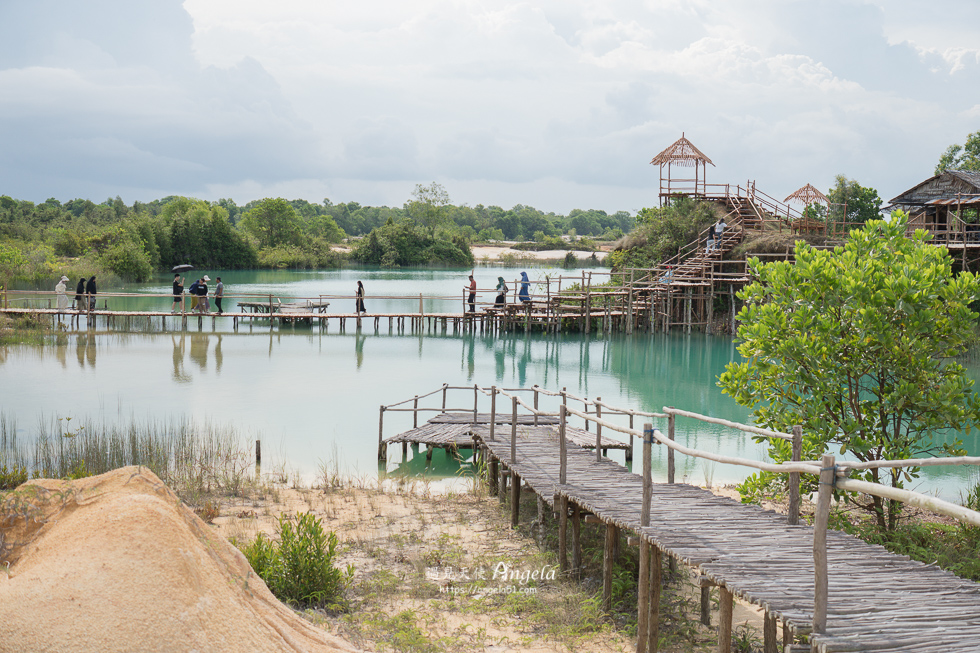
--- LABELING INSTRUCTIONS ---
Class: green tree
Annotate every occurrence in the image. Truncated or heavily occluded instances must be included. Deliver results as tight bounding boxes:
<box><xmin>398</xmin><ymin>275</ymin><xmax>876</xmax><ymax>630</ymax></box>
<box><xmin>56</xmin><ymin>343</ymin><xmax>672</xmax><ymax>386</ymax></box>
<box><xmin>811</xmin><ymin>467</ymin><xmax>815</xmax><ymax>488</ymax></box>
<box><xmin>406</xmin><ymin>182</ymin><xmax>451</xmax><ymax>236</ymax></box>
<box><xmin>936</xmin><ymin>131</ymin><xmax>980</xmax><ymax>174</ymax></box>
<box><xmin>608</xmin><ymin>197</ymin><xmax>714</xmax><ymax>271</ymax></box>
<box><xmin>826</xmin><ymin>175</ymin><xmax>883</xmax><ymax>225</ymax></box>
<box><xmin>718</xmin><ymin>213</ymin><xmax>980</xmax><ymax>530</ymax></box>
<box><xmin>240</xmin><ymin>198</ymin><xmax>304</xmax><ymax>249</ymax></box>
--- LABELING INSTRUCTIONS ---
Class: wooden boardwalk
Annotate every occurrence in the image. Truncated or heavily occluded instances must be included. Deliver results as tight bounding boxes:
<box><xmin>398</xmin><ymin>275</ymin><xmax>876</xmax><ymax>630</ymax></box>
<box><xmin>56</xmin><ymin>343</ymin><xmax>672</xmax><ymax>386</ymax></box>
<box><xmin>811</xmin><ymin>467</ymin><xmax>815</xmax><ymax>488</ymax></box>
<box><xmin>474</xmin><ymin>427</ymin><xmax>980</xmax><ymax>652</ymax></box>
<box><xmin>380</xmin><ymin>412</ymin><xmax>631</xmax><ymax>461</ymax></box>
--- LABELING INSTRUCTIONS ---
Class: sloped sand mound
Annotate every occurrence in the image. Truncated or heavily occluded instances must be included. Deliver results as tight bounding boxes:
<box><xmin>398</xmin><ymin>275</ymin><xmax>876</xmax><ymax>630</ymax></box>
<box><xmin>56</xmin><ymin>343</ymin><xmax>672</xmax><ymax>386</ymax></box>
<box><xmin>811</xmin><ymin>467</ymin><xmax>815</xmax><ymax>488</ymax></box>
<box><xmin>0</xmin><ymin>466</ymin><xmax>358</xmax><ymax>653</ymax></box>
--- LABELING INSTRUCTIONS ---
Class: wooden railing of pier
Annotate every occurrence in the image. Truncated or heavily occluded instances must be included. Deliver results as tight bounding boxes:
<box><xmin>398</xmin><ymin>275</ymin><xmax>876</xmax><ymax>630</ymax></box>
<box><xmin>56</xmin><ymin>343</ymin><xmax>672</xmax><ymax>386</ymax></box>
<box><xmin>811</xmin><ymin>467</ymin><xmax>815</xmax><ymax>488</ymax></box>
<box><xmin>381</xmin><ymin>384</ymin><xmax>980</xmax><ymax>653</ymax></box>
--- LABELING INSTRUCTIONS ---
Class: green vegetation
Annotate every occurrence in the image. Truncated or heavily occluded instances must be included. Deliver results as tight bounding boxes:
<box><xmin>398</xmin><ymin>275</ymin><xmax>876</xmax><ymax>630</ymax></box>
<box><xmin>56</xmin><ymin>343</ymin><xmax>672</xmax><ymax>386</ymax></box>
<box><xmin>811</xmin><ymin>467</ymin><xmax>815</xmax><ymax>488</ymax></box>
<box><xmin>720</xmin><ymin>214</ymin><xmax>980</xmax><ymax>530</ymax></box>
<box><xmin>608</xmin><ymin>197</ymin><xmax>716</xmax><ymax>271</ymax></box>
<box><xmin>936</xmin><ymin>130</ymin><xmax>980</xmax><ymax>175</ymax></box>
<box><xmin>236</xmin><ymin>512</ymin><xmax>352</xmax><ymax>609</ymax></box>
<box><xmin>1</xmin><ymin>188</ymin><xmax>632</xmax><ymax>281</ymax></box>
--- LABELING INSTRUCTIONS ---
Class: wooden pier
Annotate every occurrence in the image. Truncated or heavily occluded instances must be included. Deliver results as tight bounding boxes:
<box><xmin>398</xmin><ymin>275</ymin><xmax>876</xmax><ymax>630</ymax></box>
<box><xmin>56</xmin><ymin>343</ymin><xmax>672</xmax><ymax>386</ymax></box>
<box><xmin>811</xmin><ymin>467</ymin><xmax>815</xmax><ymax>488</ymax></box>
<box><xmin>380</xmin><ymin>384</ymin><xmax>980</xmax><ymax>653</ymax></box>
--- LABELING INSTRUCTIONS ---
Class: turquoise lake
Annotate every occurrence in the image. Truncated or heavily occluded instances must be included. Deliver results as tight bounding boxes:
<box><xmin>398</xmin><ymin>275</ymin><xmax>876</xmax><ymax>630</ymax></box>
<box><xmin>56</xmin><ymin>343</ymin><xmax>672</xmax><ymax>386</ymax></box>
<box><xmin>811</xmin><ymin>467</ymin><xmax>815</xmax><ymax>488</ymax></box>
<box><xmin>2</xmin><ymin>266</ymin><xmax>978</xmax><ymax>500</ymax></box>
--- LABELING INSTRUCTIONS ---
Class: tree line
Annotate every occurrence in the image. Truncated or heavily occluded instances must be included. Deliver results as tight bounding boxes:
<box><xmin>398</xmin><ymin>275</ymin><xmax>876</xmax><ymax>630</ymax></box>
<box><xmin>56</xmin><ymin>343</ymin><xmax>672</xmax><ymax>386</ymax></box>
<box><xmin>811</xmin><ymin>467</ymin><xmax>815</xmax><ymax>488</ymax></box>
<box><xmin>0</xmin><ymin>184</ymin><xmax>636</xmax><ymax>283</ymax></box>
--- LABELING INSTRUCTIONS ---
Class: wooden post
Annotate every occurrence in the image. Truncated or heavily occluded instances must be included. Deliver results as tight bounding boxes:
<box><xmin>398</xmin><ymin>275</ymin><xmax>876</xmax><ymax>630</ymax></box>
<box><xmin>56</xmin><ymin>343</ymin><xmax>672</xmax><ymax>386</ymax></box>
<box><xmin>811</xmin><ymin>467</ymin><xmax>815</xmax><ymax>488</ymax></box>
<box><xmin>585</xmin><ymin>272</ymin><xmax>592</xmax><ymax>334</ymax></box>
<box><xmin>510</xmin><ymin>396</ymin><xmax>518</xmax><ymax>464</ymax></box>
<box><xmin>442</xmin><ymin>384</ymin><xmax>447</xmax><ymax>411</ymax></box>
<box><xmin>700</xmin><ymin>585</ymin><xmax>711</xmax><ymax>626</ymax></box>
<box><xmin>763</xmin><ymin>612</ymin><xmax>777</xmax><ymax>653</ymax></box>
<box><xmin>584</xmin><ymin>398</ymin><xmax>590</xmax><ymax>432</ymax></box>
<box><xmin>602</xmin><ymin>522</ymin><xmax>616</xmax><ymax>612</ymax></box>
<box><xmin>559</xmin><ymin>495</ymin><xmax>569</xmax><ymax>573</ymax></box>
<box><xmin>489</xmin><ymin>458</ymin><xmax>498</xmax><ymax>493</ymax></box>
<box><xmin>667</xmin><ymin>409</ymin><xmax>675</xmax><ymax>484</ymax></box>
<box><xmin>637</xmin><ymin>539</ymin><xmax>650</xmax><ymax>653</ymax></box>
<box><xmin>813</xmin><ymin>453</ymin><xmax>835</xmax><ymax>635</ymax></box>
<box><xmin>511</xmin><ymin>472</ymin><xmax>521</xmax><ymax>528</ymax></box>
<box><xmin>489</xmin><ymin>385</ymin><xmax>497</xmax><ymax>441</ymax></box>
<box><xmin>498</xmin><ymin>466</ymin><xmax>507</xmax><ymax>503</ymax></box>
<box><xmin>627</xmin><ymin>413</ymin><xmax>634</xmax><ymax>462</ymax></box>
<box><xmin>536</xmin><ymin>495</ymin><xmax>546</xmax><ymax>545</ymax></box>
<box><xmin>533</xmin><ymin>386</ymin><xmax>539</xmax><ymax>426</ymax></box>
<box><xmin>377</xmin><ymin>406</ymin><xmax>386</xmax><ymax>460</ymax></box>
<box><xmin>788</xmin><ymin>425</ymin><xmax>803</xmax><ymax>526</ymax></box>
<box><xmin>419</xmin><ymin>293</ymin><xmax>423</xmax><ymax>316</ymax></box>
<box><xmin>473</xmin><ymin>383</ymin><xmax>478</xmax><ymax>422</ymax></box>
<box><xmin>626</xmin><ymin>270</ymin><xmax>635</xmax><ymax>335</ymax></box>
<box><xmin>648</xmin><ymin>543</ymin><xmax>661</xmax><ymax>653</ymax></box>
<box><xmin>413</xmin><ymin>395</ymin><xmax>419</xmax><ymax>429</ymax></box>
<box><xmin>255</xmin><ymin>439</ymin><xmax>261</xmax><ymax>466</ymax></box>
<box><xmin>595</xmin><ymin>398</ymin><xmax>602</xmax><ymax>461</ymax></box>
<box><xmin>559</xmin><ymin>404</ymin><xmax>567</xmax><ymax>485</ymax></box>
<box><xmin>571</xmin><ymin>504</ymin><xmax>582</xmax><ymax>577</ymax></box>
<box><xmin>718</xmin><ymin>587</ymin><xmax>733</xmax><ymax>653</ymax></box>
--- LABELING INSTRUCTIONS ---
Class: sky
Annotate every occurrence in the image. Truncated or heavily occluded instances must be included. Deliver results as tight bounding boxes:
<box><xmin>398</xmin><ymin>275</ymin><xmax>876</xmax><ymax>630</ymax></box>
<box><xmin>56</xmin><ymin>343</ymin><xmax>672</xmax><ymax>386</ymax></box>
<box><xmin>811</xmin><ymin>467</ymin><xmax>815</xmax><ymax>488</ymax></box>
<box><xmin>1</xmin><ymin>0</ymin><xmax>979</xmax><ymax>215</ymax></box>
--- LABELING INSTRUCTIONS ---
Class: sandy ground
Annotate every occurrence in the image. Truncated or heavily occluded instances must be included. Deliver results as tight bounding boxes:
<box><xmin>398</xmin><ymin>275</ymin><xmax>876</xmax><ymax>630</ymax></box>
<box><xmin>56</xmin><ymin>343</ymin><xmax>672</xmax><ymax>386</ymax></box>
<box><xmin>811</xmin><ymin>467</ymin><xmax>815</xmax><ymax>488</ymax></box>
<box><xmin>471</xmin><ymin>245</ymin><xmax>608</xmax><ymax>262</ymax></box>
<box><xmin>207</xmin><ymin>476</ymin><xmax>776</xmax><ymax>653</ymax></box>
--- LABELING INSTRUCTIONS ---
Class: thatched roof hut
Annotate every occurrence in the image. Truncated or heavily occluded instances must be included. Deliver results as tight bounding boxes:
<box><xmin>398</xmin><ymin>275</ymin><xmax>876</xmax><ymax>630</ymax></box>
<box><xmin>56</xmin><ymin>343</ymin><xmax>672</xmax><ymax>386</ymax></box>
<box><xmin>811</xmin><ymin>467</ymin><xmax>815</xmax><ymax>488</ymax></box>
<box><xmin>784</xmin><ymin>183</ymin><xmax>828</xmax><ymax>206</ymax></box>
<box><xmin>650</xmin><ymin>133</ymin><xmax>714</xmax><ymax>204</ymax></box>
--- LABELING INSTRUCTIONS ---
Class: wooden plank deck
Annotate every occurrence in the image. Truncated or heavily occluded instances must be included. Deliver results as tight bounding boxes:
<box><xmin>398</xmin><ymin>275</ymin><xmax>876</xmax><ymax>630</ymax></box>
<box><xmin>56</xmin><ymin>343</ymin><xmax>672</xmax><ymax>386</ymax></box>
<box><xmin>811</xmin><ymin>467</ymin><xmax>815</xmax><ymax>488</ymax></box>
<box><xmin>477</xmin><ymin>429</ymin><xmax>980</xmax><ymax>652</ymax></box>
<box><xmin>383</xmin><ymin>419</ymin><xmax>630</xmax><ymax>452</ymax></box>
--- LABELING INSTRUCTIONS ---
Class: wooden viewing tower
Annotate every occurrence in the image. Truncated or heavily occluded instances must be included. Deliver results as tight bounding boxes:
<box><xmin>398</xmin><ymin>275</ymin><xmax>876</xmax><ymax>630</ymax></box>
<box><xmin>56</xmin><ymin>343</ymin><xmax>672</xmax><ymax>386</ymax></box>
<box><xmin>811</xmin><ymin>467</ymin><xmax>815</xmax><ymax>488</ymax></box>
<box><xmin>650</xmin><ymin>133</ymin><xmax>715</xmax><ymax>206</ymax></box>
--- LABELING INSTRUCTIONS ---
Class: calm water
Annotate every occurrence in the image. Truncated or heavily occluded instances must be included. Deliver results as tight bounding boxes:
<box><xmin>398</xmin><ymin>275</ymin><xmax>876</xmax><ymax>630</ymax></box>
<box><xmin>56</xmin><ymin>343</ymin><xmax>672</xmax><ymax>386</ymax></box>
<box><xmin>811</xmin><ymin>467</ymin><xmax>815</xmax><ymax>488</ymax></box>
<box><xmin>3</xmin><ymin>267</ymin><xmax>978</xmax><ymax>499</ymax></box>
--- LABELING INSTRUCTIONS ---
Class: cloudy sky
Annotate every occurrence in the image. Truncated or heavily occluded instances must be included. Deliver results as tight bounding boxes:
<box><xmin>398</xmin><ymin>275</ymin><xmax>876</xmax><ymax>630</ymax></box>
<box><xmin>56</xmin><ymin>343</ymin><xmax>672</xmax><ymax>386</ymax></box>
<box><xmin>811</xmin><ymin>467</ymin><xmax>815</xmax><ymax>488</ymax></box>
<box><xmin>1</xmin><ymin>0</ymin><xmax>979</xmax><ymax>214</ymax></box>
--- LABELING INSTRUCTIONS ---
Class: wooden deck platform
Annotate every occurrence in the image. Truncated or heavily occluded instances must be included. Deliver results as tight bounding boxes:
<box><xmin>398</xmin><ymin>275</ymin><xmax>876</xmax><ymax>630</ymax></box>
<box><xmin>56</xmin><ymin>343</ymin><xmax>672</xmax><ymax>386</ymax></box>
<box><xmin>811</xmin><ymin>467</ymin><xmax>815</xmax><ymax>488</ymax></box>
<box><xmin>477</xmin><ymin>428</ymin><xmax>980</xmax><ymax>652</ymax></box>
<box><xmin>381</xmin><ymin>416</ymin><xmax>631</xmax><ymax>461</ymax></box>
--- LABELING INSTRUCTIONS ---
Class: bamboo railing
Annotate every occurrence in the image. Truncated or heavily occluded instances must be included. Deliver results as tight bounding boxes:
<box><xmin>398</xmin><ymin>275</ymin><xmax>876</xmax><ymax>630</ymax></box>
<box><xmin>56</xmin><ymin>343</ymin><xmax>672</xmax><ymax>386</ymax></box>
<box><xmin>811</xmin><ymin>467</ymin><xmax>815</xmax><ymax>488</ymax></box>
<box><xmin>380</xmin><ymin>383</ymin><xmax>980</xmax><ymax>643</ymax></box>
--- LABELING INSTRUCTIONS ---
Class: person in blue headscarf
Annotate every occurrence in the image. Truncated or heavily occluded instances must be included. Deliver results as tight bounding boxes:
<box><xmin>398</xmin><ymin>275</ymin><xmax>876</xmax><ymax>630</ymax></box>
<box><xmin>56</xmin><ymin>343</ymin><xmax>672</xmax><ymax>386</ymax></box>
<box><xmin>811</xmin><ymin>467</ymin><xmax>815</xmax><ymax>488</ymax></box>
<box><xmin>518</xmin><ymin>271</ymin><xmax>531</xmax><ymax>303</ymax></box>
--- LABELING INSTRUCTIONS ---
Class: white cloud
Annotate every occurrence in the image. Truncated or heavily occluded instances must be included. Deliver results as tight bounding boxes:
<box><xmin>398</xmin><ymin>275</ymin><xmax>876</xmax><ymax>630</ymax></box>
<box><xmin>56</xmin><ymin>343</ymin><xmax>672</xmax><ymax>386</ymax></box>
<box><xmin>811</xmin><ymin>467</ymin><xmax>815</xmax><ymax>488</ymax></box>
<box><xmin>1</xmin><ymin>0</ymin><xmax>978</xmax><ymax>212</ymax></box>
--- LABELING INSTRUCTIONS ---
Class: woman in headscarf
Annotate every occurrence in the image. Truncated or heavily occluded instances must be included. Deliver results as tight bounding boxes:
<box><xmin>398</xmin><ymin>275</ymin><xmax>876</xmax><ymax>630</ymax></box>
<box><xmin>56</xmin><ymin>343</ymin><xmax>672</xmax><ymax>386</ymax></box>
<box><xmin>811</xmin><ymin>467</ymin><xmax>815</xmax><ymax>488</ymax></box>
<box><xmin>494</xmin><ymin>277</ymin><xmax>508</xmax><ymax>308</ymax></box>
<box><xmin>355</xmin><ymin>280</ymin><xmax>366</xmax><ymax>314</ymax></box>
<box><xmin>74</xmin><ymin>277</ymin><xmax>86</xmax><ymax>310</ymax></box>
<box><xmin>518</xmin><ymin>271</ymin><xmax>531</xmax><ymax>303</ymax></box>
<box><xmin>55</xmin><ymin>275</ymin><xmax>69</xmax><ymax>311</ymax></box>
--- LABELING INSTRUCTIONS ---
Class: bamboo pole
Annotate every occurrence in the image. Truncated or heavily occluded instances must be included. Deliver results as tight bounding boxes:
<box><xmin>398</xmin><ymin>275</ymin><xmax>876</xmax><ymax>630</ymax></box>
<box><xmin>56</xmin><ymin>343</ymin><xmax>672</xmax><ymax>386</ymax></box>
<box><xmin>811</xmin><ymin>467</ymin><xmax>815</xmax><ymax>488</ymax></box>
<box><xmin>559</xmin><ymin>495</ymin><xmax>569</xmax><ymax>573</ymax></box>
<box><xmin>533</xmin><ymin>386</ymin><xmax>539</xmax><ymax>426</ymax></box>
<box><xmin>788</xmin><ymin>425</ymin><xmax>802</xmax><ymax>525</ymax></box>
<box><xmin>813</xmin><ymin>453</ymin><xmax>835</xmax><ymax>635</ymax></box>
<box><xmin>413</xmin><ymin>395</ymin><xmax>419</xmax><ymax>429</ymax></box>
<box><xmin>595</xmin><ymin>397</ymin><xmax>602</xmax><ymax>461</ymax></box>
<box><xmin>377</xmin><ymin>406</ymin><xmax>385</xmax><ymax>460</ymax></box>
<box><xmin>648</xmin><ymin>544</ymin><xmax>661</xmax><ymax>653</ymax></box>
<box><xmin>571</xmin><ymin>503</ymin><xmax>582</xmax><ymax>578</ymax></box>
<box><xmin>511</xmin><ymin>472</ymin><xmax>521</xmax><ymax>528</ymax></box>
<box><xmin>489</xmin><ymin>386</ymin><xmax>497</xmax><ymax>441</ymax></box>
<box><xmin>473</xmin><ymin>383</ymin><xmax>478</xmax><ymax>422</ymax></box>
<box><xmin>510</xmin><ymin>396</ymin><xmax>517</xmax><ymax>464</ymax></box>
<box><xmin>559</xmin><ymin>404</ymin><xmax>567</xmax><ymax>485</ymax></box>
<box><xmin>667</xmin><ymin>409</ymin><xmax>675</xmax><ymax>484</ymax></box>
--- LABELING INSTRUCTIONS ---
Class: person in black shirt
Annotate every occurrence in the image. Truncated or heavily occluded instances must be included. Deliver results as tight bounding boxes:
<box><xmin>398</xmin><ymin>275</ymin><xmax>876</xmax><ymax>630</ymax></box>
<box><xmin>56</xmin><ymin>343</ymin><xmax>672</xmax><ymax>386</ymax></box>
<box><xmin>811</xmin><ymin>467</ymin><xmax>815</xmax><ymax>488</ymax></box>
<box><xmin>74</xmin><ymin>277</ymin><xmax>85</xmax><ymax>310</ymax></box>
<box><xmin>171</xmin><ymin>274</ymin><xmax>184</xmax><ymax>313</ymax></box>
<box><xmin>85</xmin><ymin>276</ymin><xmax>97</xmax><ymax>311</ymax></box>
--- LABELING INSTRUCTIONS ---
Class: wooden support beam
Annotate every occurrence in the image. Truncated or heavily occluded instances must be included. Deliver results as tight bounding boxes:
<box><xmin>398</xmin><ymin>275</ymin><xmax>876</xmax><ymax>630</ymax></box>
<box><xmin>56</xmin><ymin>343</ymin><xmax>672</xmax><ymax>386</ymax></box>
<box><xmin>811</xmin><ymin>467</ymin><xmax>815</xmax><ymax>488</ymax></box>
<box><xmin>536</xmin><ymin>495</ymin><xmax>546</xmax><ymax>546</ymax></box>
<box><xmin>498</xmin><ymin>464</ymin><xmax>508</xmax><ymax>503</ymax></box>
<box><xmin>572</xmin><ymin>504</ymin><xmax>582</xmax><ymax>577</ymax></box>
<box><xmin>718</xmin><ymin>587</ymin><xmax>733</xmax><ymax>653</ymax></box>
<box><xmin>510</xmin><ymin>472</ymin><xmax>521</xmax><ymax>527</ymax></box>
<box><xmin>700</xmin><ymin>586</ymin><xmax>711</xmax><ymax>626</ymax></box>
<box><xmin>488</xmin><ymin>458</ymin><xmax>498</xmax><ymax>493</ymax></box>
<box><xmin>763</xmin><ymin>612</ymin><xmax>777</xmax><ymax>653</ymax></box>
<box><xmin>559</xmin><ymin>496</ymin><xmax>569</xmax><ymax>574</ymax></box>
<box><xmin>636</xmin><ymin>538</ymin><xmax>650</xmax><ymax>653</ymax></box>
<box><xmin>648</xmin><ymin>544</ymin><xmax>661</xmax><ymax>653</ymax></box>
<box><xmin>602</xmin><ymin>522</ymin><xmax>616</xmax><ymax>612</ymax></box>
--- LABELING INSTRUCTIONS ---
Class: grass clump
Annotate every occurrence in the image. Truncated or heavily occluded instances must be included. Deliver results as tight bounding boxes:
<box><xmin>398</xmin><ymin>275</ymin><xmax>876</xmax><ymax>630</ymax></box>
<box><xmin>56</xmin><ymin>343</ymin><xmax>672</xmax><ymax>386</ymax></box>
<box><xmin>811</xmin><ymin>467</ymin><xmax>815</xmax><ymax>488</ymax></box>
<box><xmin>237</xmin><ymin>511</ymin><xmax>353</xmax><ymax>610</ymax></box>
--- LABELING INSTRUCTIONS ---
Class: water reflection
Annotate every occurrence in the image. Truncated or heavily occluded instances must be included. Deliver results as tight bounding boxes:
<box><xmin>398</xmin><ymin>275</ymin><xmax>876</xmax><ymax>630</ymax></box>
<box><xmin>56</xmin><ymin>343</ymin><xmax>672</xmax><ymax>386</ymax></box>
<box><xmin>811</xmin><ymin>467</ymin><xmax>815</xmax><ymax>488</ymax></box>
<box><xmin>170</xmin><ymin>334</ymin><xmax>223</xmax><ymax>383</ymax></box>
<box><xmin>75</xmin><ymin>333</ymin><xmax>97</xmax><ymax>369</ymax></box>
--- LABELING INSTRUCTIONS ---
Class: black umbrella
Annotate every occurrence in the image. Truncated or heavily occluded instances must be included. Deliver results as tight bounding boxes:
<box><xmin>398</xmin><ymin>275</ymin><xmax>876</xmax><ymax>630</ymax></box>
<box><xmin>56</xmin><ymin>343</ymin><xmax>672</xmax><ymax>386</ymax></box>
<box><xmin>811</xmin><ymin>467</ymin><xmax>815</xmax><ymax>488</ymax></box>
<box><xmin>171</xmin><ymin>264</ymin><xmax>194</xmax><ymax>273</ymax></box>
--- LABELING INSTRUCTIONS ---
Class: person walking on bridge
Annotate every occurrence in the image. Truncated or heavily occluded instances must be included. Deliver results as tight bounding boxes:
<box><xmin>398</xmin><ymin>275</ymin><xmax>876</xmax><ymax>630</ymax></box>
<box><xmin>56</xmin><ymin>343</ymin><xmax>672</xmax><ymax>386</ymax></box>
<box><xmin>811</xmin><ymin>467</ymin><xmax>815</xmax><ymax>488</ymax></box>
<box><xmin>355</xmin><ymin>280</ymin><xmax>366</xmax><ymax>314</ymax></box>
<box><xmin>74</xmin><ymin>277</ymin><xmax>85</xmax><ymax>310</ymax></box>
<box><xmin>56</xmin><ymin>276</ymin><xmax>69</xmax><ymax>312</ymax></box>
<box><xmin>171</xmin><ymin>274</ymin><xmax>184</xmax><ymax>313</ymax></box>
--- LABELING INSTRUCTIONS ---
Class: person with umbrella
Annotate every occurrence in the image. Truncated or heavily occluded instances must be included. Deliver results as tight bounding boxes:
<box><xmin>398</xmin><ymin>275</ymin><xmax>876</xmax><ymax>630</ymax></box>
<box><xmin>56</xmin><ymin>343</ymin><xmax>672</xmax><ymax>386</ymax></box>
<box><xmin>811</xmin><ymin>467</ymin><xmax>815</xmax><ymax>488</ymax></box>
<box><xmin>171</xmin><ymin>273</ymin><xmax>184</xmax><ymax>313</ymax></box>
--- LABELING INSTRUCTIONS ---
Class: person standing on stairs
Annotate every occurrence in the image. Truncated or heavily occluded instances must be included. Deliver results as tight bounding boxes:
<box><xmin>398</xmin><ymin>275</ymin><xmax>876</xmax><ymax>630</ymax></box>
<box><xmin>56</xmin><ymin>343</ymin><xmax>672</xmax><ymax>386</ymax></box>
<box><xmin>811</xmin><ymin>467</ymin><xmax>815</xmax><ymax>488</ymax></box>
<box><xmin>707</xmin><ymin>217</ymin><xmax>727</xmax><ymax>253</ymax></box>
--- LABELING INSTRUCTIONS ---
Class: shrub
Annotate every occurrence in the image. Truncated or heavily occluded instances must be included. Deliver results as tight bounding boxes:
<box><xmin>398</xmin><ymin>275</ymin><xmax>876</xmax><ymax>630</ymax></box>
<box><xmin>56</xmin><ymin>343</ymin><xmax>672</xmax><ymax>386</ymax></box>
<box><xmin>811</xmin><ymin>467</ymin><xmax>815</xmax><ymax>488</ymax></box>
<box><xmin>237</xmin><ymin>511</ymin><xmax>352</xmax><ymax>608</ymax></box>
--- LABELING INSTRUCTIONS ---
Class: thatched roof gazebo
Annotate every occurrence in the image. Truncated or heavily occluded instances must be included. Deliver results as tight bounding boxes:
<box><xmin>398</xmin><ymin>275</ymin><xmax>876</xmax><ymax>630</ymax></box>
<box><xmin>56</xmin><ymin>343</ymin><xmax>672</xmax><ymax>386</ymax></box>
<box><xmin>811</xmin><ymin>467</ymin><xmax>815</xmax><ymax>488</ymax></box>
<box><xmin>784</xmin><ymin>183</ymin><xmax>828</xmax><ymax>234</ymax></box>
<box><xmin>784</xmin><ymin>183</ymin><xmax>828</xmax><ymax>207</ymax></box>
<box><xmin>650</xmin><ymin>133</ymin><xmax>714</xmax><ymax>204</ymax></box>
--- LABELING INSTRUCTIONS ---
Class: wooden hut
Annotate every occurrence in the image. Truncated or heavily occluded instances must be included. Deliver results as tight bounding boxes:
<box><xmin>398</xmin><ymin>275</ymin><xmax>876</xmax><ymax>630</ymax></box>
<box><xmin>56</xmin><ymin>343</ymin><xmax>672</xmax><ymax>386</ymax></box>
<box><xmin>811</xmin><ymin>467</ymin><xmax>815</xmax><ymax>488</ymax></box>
<box><xmin>650</xmin><ymin>133</ymin><xmax>714</xmax><ymax>205</ymax></box>
<box><xmin>888</xmin><ymin>170</ymin><xmax>980</xmax><ymax>245</ymax></box>
<box><xmin>784</xmin><ymin>183</ymin><xmax>828</xmax><ymax>234</ymax></box>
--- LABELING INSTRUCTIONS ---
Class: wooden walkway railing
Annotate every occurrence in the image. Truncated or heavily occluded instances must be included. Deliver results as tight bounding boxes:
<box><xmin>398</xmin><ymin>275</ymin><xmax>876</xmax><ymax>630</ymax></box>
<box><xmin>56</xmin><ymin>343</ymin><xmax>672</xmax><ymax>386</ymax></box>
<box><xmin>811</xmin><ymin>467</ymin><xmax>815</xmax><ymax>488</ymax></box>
<box><xmin>382</xmin><ymin>384</ymin><xmax>980</xmax><ymax>653</ymax></box>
